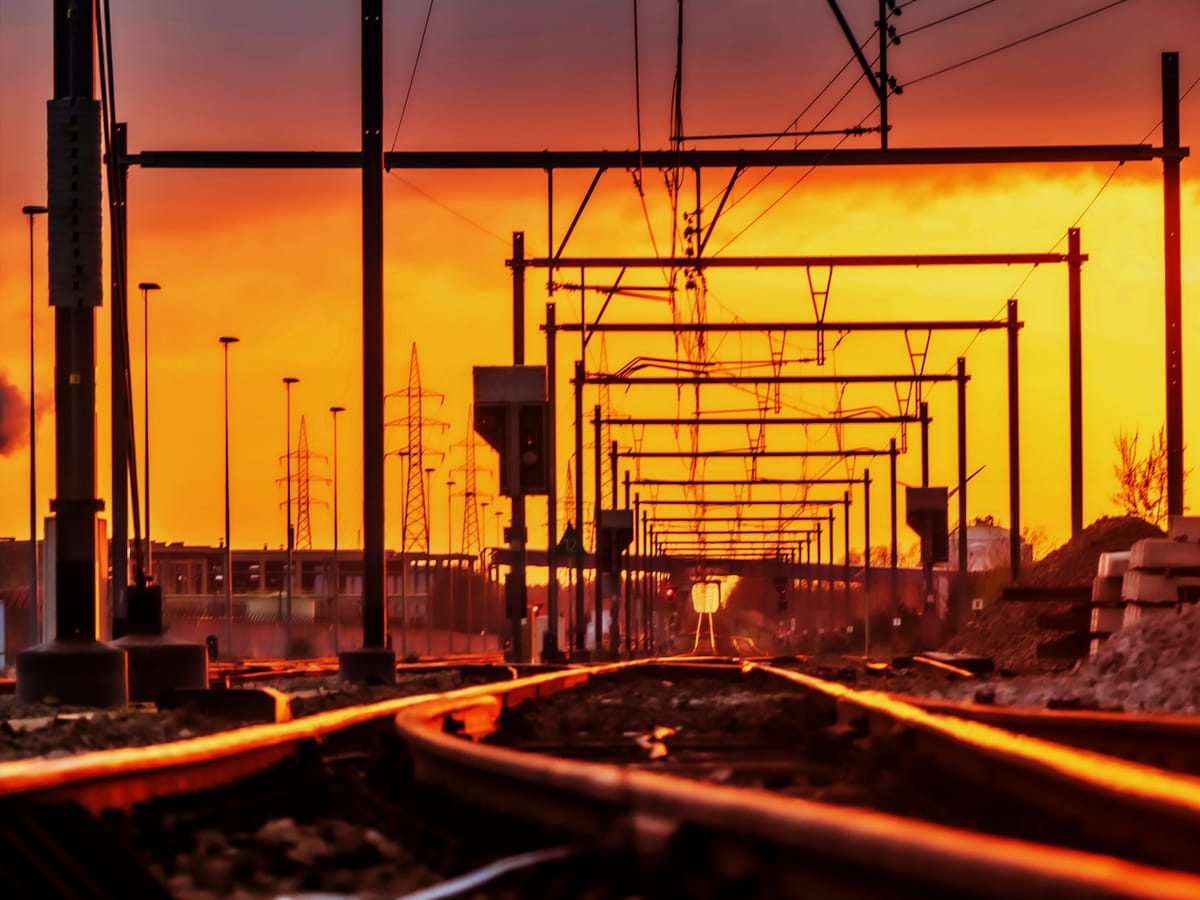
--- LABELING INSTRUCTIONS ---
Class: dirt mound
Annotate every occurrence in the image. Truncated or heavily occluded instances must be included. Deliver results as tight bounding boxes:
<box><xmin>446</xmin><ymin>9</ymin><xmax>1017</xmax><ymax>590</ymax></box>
<box><xmin>1021</xmin><ymin>516</ymin><xmax>1162</xmax><ymax>588</ymax></box>
<box><xmin>939</xmin><ymin>516</ymin><xmax>1163</xmax><ymax>672</ymax></box>
<box><xmin>940</xmin><ymin>598</ymin><xmax>1078</xmax><ymax>673</ymax></box>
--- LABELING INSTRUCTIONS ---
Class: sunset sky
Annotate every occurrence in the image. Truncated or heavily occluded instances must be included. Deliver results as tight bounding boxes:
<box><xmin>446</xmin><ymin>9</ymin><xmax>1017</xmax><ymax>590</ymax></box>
<box><xmin>2</xmin><ymin>0</ymin><xmax>1199</xmax><ymax>564</ymax></box>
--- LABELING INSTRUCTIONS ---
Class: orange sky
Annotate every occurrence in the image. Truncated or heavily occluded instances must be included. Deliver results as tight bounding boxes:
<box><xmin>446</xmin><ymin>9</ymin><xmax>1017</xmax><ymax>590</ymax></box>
<box><xmin>2</xmin><ymin>1</ymin><xmax>1199</xmax><ymax>562</ymax></box>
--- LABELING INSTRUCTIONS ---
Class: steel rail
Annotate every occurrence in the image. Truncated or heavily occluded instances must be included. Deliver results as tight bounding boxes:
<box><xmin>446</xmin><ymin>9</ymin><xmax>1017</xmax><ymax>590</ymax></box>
<box><xmin>0</xmin><ymin>664</ymin><xmax>617</xmax><ymax>813</ymax></box>
<box><xmin>394</xmin><ymin>662</ymin><xmax>1200</xmax><ymax>898</ymax></box>
<box><xmin>908</xmin><ymin>697</ymin><xmax>1200</xmax><ymax>776</ymax></box>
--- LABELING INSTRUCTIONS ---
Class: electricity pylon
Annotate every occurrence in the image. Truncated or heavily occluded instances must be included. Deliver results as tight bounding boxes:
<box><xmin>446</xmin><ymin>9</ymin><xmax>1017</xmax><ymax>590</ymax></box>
<box><xmin>451</xmin><ymin>404</ymin><xmax>487</xmax><ymax>556</ymax></box>
<box><xmin>278</xmin><ymin>414</ymin><xmax>327</xmax><ymax>551</ymax></box>
<box><xmin>386</xmin><ymin>344</ymin><xmax>447</xmax><ymax>554</ymax></box>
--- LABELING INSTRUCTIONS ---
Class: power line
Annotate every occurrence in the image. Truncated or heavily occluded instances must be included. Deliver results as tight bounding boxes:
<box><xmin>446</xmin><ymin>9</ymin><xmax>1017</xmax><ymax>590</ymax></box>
<box><xmin>389</xmin><ymin>0</ymin><xmax>436</xmax><ymax>153</ymax></box>
<box><xmin>897</xmin><ymin>0</ymin><xmax>1000</xmax><ymax>40</ymax></box>
<box><xmin>386</xmin><ymin>171</ymin><xmax>508</xmax><ymax>245</ymax></box>
<box><xmin>903</xmin><ymin>0</ymin><xmax>1132</xmax><ymax>89</ymax></box>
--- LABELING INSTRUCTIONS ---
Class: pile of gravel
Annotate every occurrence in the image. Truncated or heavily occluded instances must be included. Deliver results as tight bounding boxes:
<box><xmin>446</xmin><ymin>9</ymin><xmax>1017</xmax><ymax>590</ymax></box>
<box><xmin>1021</xmin><ymin>516</ymin><xmax>1163</xmax><ymax>588</ymax></box>
<box><xmin>922</xmin><ymin>601</ymin><xmax>1200</xmax><ymax>714</ymax></box>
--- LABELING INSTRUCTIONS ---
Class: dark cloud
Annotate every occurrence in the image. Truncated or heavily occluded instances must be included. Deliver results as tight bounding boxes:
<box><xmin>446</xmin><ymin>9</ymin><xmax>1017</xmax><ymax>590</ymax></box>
<box><xmin>0</xmin><ymin>373</ymin><xmax>30</xmax><ymax>456</ymax></box>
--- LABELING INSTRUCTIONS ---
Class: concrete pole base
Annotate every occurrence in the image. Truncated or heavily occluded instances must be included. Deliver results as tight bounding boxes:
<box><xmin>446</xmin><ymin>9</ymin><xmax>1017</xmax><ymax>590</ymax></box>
<box><xmin>16</xmin><ymin>638</ymin><xmax>128</xmax><ymax>707</ymax></box>
<box><xmin>110</xmin><ymin>634</ymin><xmax>209</xmax><ymax>702</ymax></box>
<box><xmin>338</xmin><ymin>646</ymin><xmax>397</xmax><ymax>684</ymax></box>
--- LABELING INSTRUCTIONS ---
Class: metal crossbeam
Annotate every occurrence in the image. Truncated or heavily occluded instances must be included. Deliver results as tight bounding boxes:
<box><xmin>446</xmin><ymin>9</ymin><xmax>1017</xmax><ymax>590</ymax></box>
<box><xmin>557</xmin><ymin>319</ymin><xmax>1018</xmax><ymax>333</ymax></box>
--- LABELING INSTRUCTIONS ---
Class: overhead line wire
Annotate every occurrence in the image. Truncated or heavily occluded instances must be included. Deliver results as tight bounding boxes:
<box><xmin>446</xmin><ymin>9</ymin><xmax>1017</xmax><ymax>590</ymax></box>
<box><xmin>896</xmin><ymin>0</ymin><xmax>1000</xmax><ymax>40</ymax></box>
<box><xmin>1006</xmin><ymin>68</ymin><xmax>1200</xmax><ymax>299</ymax></box>
<box><xmin>389</xmin><ymin>0</ymin><xmax>436</xmax><ymax>153</ymax></box>
<box><xmin>903</xmin><ymin>0</ymin><xmax>1132</xmax><ymax>89</ymax></box>
<box><xmin>386</xmin><ymin>171</ymin><xmax>507</xmax><ymax>245</ymax></box>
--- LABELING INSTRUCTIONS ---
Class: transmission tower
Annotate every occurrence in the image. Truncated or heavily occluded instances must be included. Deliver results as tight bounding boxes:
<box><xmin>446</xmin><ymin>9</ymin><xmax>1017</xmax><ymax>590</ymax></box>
<box><xmin>598</xmin><ymin>335</ymin><xmax>614</xmax><ymax>506</ymax></box>
<box><xmin>386</xmin><ymin>344</ymin><xmax>446</xmax><ymax>554</ymax></box>
<box><xmin>451</xmin><ymin>404</ymin><xmax>487</xmax><ymax>556</ymax></box>
<box><xmin>278</xmin><ymin>414</ymin><xmax>328</xmax><ymax>551</ymax></box>
<box><xmin>295</xmin><ymin>416</ymin><xmax>314</xmax><ymax>549</ymax></box>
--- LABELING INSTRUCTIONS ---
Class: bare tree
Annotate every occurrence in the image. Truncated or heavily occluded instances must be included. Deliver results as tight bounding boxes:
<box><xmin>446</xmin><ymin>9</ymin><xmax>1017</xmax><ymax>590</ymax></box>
<box><xmin>1020</xmin><ymin>525</ymin><xmax>1051</xmax><ymax>562</ymax></box>
<box><xmin>1112</xmin><ymin>427</ymin><xmax>1169</xmax><ymax>526</ymax></box>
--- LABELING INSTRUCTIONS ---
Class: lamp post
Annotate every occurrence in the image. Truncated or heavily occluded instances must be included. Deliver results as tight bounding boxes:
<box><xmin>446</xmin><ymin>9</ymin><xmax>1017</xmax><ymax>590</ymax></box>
<box><xmin>446</xmin><ymin>479</ymin><xmax>456</xmax><ymax>654</ymax></box>
<box><xmin>283</xmin><ymin>376</ymin><xmax>300</xmax><ymax>653</ymax></box>
<box><xmin>220</xmin><ymin>336</ymin><xmax>239</xmax><ymax>657</ymax></box>
<box><xmin>137</xmin><ymin>281</ymin><xmax>161</xmax><ymax>580</ymax></box>
<box><xmin>425</xmin><ymin>465</ymin><xmax>435</xmax><ymax>655</ymax></box>
<box><xmin>466</xmin><ymin>490</ymin><xmax>476</xmax><ymax>652</ymax></box>
<box><xmin>330</xmin><ymin>405</ymin><xmax>345</xmax><ymax>655</ymax></box>
<box><xmin>22</xmin><ymin>205</ymin><xmax>47</xmax><ymax>647</ymax></box>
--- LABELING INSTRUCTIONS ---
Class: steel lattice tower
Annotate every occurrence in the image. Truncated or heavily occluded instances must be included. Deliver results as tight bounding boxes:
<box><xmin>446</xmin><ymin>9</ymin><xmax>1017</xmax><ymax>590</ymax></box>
<box><xmin>454</xmin><ymin>405</ymin><xmax>485</xmax><ymax>556</ymax></box>
<box><xmin>295</xmin><ymin>416</ymin><xmax>313</xmax><ymax>550</ymax></box>
<box><xmin>385</xmin><ymin>344</ymin><xmax>446</xmax><ymax>554</ymax></box>
<box><xmin>598</xmin><ymin>335</ymin><xmax>613</xmax><ymax>507</ymax></box>
<box><xmin>278</xmin><ymin>414</ymin><xmax>327</xmax><ymax>551</ymax></box>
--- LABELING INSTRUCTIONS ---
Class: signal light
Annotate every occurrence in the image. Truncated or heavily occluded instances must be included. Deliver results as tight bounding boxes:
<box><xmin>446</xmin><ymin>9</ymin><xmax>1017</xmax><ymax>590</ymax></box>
<box><xmin>516</xmin><ymin>403</ymin><xmax>548</xmax><ymax>494</ymax></box>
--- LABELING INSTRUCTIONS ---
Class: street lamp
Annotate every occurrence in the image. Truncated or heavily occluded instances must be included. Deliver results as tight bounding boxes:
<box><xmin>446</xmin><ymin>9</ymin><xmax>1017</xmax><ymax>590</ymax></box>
<box><xmin>219</xmin><ymin>336</ymin><xmax>239</xmax><ymax>657</ymax></box>
<box><xmin>330</xmin><ymin>405</ymin><xmax>345</xmax><ymax>655</ymax></box>
<box><xmin>447</xmin><ymin>479</ymin><xmax>456</xmax><ymax>654</ymax></box>
<box><xmin>466</xmin><ymin>490</ymin><xmax>476</xmax><ymax>652</ymax></box>
<box><xmin>283</xmin><ymin>376</ymin><xmax>300</xmax><ymax>653</ymax></box>
<box><xmin>22</xmin><ymin>204</ymin><xmax>47</xmax><ymax>647</ymax></box>
<box><xmin>424</xmin><ymin>465</ymin><xmax>435</xmax><ymax>655</ymax></box>
<box><xmin>137</xmin><ymin>281</ymin><xmax>161</xmax><ymax>580</ymax></box>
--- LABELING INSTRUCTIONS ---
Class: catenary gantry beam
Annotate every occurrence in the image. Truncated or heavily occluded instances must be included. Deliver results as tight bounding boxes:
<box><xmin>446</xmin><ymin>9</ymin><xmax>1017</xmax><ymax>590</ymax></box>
<box><xmin>558</xmin><ymin>320</ymin><xmax>1017</xmax><ymax>333</ymax></box>
<box><xmin>124</xmin><ymin>145</ymin><xmax>1175</xmax><ymax>170</ymax></box>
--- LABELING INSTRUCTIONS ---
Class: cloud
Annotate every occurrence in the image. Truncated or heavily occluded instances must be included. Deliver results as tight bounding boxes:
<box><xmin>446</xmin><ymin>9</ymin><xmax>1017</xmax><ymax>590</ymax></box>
<box><xmin>0</xmin><ymin>372</ymin><xmax>30</xmax><ymax>456</ymax></box>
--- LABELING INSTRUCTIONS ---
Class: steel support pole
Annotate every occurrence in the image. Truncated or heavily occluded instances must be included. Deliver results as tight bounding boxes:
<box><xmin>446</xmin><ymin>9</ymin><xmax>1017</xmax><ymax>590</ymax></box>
<box><xmin>920</xmin><ymin>400</ymin><xmax>933</xmax><ymax>618</ymax></box>
<box><xmin>285</xmin><ymin>379</ymin><xmax>296</xmax><ymax>652</ymax></box>
<box><xmin>623</xmin><ymin>469</ymin><xmax>631</xmax><ymax>655</ymax></box>
<box><xmin>43</xmin><ymin>0</ymin><xmax>104</xmax><ymax>647</ymax></box>
<box><xmin>827</xmin><ymin>510</ymin><xmax>834</xmax><ymax>627</ymax></box>
<box><xmin>108</xmin><ymin>126</ymin><xmax>128</xmax><ymax>641</ymax></box>
<box><xmin>877</xmin><ymin>0</ymin><xmax>889</xmax><ymax>151</ymax></box>
<box><xmin>889</xmin><ymin>438</ymin><xmax>898</xmax><ymax>622</ymax></box>
<box><xmin>815</xmin><ymin>523</ymin><xmax>823</xmax><ymax>636</ymax></box>
<box><xmin>330</xmin><ymin>405</ymin><xmax>342</xmax><ymax>656</ymax></box>
<box><xmin>843</xmin><ymin>492</ymin><xmax>851</xmax><ymax>614</ymax></box>
<box><xmin>1007</xmin><ymin>299</ymin><xmax>1021</xmax><ymax>579</ymax></box>
<box><xmin>863</xmin><ymin>468</ymin><xmax>871</xmax><ymax>656</ymax></box>
<box><xmin>593</xmin><ymin>404</ymin><xmax>603</xmax><ymax>652</ymax></box>
<box><xmin>573</xmin><ymin>360</ymin><xmax>585</xmax><ymax>652</ymax></box>
<box><xmin>361</xmin><ymin>0</ymin><xmax>386</xmax><ymax>650</ymax></box>
<box><xmin>634</xmin><ymin>492</ymin><xmax>641</xmax><ymax>652</ymax></box>
<box><xmin>642</xmin><ymin>507</ymin><xmax>650</xmax><ymax>651</ymax></box>
<box><xmin>223</xmin><ymin>339</ymin><xmax>238</xmax><ymax>656</ymax></box>
<box><xmin>1163</xmin><ymin>52</ymin><xmax>1184</xmax><ymax>517</ymax></box>
<box><xmin>545</xmin><ymin>302</ymin><xmax>559</xmax><ymax>660</ymax></box>
<box><xmin>956</xmin><ymin>357</ymin><xmax>969</xmax><ymax>627</ymax></box>
<box><xmin>1068</xmin><ymin>227</ymin><xmax>1084</xmax><ymax>536</ymax></box>
<box><xmin>510</xmin><ymin>231</ymin><xmax>527</xmax><ymax>662</ymax></box>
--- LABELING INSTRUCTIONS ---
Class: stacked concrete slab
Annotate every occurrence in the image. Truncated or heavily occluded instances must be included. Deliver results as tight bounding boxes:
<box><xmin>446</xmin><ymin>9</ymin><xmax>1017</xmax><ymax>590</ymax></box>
<box><xmin>1122</xmin><ymin>516</ymin><xmax>1200</xmax><ymax>624</ymax></box>
<box><xmin>1089</xmin><ymin>551</ymin><xmax>1129</xmax><ymax>658</ymax></box>
<box><xmin>1088</xmin><ymin>518</ymin><xmax>1200</xmax><ymax>660</ymax></box>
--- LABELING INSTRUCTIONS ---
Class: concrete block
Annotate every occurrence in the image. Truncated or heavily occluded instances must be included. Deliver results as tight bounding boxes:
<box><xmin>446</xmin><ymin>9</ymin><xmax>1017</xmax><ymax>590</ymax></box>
<box><xmin>1168</xmin><ymin>516</ymin><xmax>1200</xmax><ymax>542</ymax></box>
<box><xmin>1129</xmin><ymin>538</ymin><xmax>1200</xmax><ymax>573</ymax></box>
<box><xmin>1091</xmin><ymin>575</ymin><xmax>1123</xmax><ymax>605</ymax></box>
<box><xmin>1123</xmin><ymin>570</ymin><xmax>1200</xmax><ymax>604</ymax></box>
<box><xmin>1089</xmin><ymin>605</ymin><xmax>1124</xmax><ymax>634</ymax></box>
<box><xmin>1097</xmin><ymin>551</ymin><xmax>1131</xmax><ymax>578</ymax></box>
<box><xmin>1122</xmin><ymin>602</ymin><xmax>1178</xmax><ymax>629</ymax></box>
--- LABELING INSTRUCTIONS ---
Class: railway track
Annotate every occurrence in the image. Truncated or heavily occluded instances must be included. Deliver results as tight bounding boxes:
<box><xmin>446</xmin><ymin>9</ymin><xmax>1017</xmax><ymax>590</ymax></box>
<box><xmin>2</xmin><ymin>660</ymin><xmax>1200</xmax><ymax>897</ymax></box>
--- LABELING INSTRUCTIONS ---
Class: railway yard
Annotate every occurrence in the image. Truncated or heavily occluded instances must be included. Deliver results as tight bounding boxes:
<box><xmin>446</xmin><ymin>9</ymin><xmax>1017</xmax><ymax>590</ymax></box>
<box><xmin>4</xmin><ymin>593</ymin><xmax>1200</xmax><ymax>900</ymax></box>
